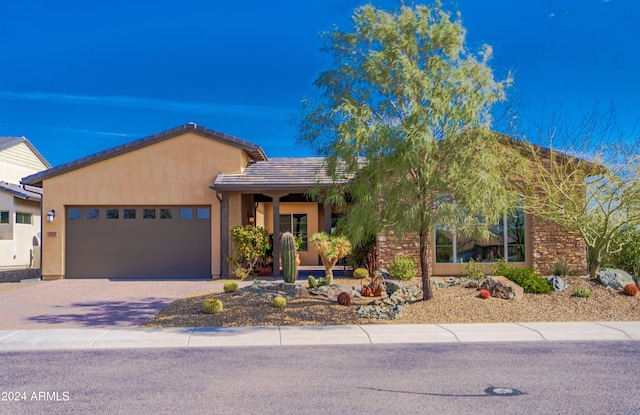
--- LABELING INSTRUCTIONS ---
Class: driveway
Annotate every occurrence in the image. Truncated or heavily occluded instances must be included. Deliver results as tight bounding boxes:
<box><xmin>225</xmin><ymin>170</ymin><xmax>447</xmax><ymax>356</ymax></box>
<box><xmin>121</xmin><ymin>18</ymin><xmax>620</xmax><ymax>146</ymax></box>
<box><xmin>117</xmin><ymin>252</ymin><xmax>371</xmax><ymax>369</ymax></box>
<box><xmin>0</xmin><ymin>279</ymin><xmax>247</xmax><ymax>329</ymax></box>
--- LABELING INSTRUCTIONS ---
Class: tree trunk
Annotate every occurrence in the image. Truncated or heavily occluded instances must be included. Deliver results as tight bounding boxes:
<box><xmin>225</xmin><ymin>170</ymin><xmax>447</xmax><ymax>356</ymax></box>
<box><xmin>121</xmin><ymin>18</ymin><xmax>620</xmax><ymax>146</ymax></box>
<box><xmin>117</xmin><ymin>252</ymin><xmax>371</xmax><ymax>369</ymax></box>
<box><xmin>419</xmin><ymin>228</ymin><xmax>433</xmax><ymax>300</ymax></box>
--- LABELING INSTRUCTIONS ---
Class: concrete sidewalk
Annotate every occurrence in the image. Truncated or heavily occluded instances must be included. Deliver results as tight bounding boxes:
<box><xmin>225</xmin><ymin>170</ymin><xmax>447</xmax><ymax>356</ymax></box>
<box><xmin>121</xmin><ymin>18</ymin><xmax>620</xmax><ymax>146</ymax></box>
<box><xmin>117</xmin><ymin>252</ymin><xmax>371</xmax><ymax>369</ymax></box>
<box><xmin>1</xmin><ymin>321</ymin><xmax>639</xmax><ymax>351</ymax></box>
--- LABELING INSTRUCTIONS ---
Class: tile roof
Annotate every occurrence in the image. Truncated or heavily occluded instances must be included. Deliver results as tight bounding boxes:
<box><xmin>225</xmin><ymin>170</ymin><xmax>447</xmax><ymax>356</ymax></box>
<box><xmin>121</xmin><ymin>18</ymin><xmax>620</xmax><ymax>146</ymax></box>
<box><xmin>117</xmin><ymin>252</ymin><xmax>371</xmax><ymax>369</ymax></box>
<box><xmin>22</xmin><ymin>123</ymin><xmax>267</xmax><ymax>186</ymax></box>
<box><xmin>0</xmin><ymin>136</ymin><xmax>51</xmax><ymax>169</ymax></box>
<box><xmin>213</xmin><ymin>157</ymin><xmax>355</xmax><ymax>191</ymax></box>
<box><xmin>0</xmin><ymin>181</ymin><xmax>42</xmax><ymax>201</ymax></box>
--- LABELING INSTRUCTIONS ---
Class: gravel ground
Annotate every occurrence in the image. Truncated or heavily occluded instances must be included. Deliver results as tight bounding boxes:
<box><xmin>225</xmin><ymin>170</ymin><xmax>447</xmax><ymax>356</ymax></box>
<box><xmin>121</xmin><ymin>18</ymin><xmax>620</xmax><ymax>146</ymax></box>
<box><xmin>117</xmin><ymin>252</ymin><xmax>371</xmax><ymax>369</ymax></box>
<box><xmin>141</xmin><ymin>276</ymin><xmax>640</xmax><ymax>328</ymax></box>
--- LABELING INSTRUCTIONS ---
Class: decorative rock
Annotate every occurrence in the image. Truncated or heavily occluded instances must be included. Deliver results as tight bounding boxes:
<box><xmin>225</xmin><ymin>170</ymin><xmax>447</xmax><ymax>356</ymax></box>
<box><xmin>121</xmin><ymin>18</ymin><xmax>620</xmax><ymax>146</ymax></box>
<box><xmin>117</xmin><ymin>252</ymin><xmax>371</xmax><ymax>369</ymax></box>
<box><xmin>546</xmin><ymin>276</ymin><xmax>567</xmax><ymax>292</ymax></box>
<box><xmin>596</xmin><ymin>268</ymin><xmax>635</xmax><ymax>291</ymax></box>
<box><xmin>480</xmin><ymin>276</ymin><xmax>524</xmax><ymax>301</ymax></box>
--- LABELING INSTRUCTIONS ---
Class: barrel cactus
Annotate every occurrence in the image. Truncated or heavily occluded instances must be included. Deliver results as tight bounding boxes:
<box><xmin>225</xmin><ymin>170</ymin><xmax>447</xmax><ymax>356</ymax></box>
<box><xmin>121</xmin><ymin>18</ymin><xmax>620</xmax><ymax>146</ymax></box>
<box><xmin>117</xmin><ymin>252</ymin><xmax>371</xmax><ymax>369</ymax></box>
<box><xmin>337</xmin><ymin>291</ymin><xmax>351</xmax><ymax>306</ymax></box>
<box><xmin>353</xmin><ymin>268</ymin><xmax>369</xmax><ymax>279</ymax></box>
<box><xmin>273</xmin><ymin>296</ymin><xmax>287</xmax><ymax>308</ymax></box>
<box><xmin>280</xmin><ymin>232</ymin><xmax>298</xmax><ymax>284</ymax></box>
<box><xmin>223</xmin><ymin>281</ymin><xmax>239</xmax><ymax>293</ymax></box>
<box><xmin>623</xmin><ymin>283</ymin><xmax>638</xmax><ymax>296</ymax></box>
<box><xmin>478</xmin><ymin>289</ymin><xmax>491</xmax><ymax>299</ymax></box>
<box><xmin>203</xmin><ymin>298</ymin><xmax>223</xmax><ymax>314</ymax></box>
<box><xmin>573</xmin><ymin>287</ymin><xmax>592</xmax><ymax>298</ymax></box>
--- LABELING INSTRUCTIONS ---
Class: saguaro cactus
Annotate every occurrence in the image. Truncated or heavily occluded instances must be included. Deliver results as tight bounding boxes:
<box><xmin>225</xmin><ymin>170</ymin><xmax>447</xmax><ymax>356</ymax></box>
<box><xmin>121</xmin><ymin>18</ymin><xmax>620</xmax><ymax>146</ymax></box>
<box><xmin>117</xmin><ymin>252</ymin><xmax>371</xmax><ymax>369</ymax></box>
<box><xmin>280</xmin><ymin>232</ymin><xmax>298</xmax><ymax>283</ymax></box>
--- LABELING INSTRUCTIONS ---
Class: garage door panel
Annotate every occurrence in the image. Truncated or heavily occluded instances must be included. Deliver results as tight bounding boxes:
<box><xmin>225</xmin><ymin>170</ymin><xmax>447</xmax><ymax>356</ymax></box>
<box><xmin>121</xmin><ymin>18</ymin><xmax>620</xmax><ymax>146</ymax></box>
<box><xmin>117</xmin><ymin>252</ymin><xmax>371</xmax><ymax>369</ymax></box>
<box><xmin>66</xmin><ymin>206</ymin><xmax>211</xmax><ymax>279</ymax></box>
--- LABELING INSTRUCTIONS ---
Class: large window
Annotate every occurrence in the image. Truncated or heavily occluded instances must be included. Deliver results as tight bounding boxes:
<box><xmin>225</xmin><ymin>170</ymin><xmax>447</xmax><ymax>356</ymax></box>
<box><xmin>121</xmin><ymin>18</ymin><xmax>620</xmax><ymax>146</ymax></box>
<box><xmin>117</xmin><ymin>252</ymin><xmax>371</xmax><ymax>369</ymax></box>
<box><xmin>435</xmin><ymin>208</ymin><xmax>526</xmax><ymax>264</ymax></box>
<box><xmin>279</xmin><ymin>214</ymin><xmax>308</xmax><ymax>251</ymax></box>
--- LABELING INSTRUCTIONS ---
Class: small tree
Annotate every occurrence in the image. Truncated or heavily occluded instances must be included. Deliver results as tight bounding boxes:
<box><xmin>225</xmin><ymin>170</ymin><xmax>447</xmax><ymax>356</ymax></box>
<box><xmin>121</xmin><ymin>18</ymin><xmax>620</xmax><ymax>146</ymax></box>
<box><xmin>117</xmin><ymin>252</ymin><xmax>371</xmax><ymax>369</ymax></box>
<box><xmin>228</xmin><ymin>225</ymin><xmax>271</xmax><ymax>279</ymax></box>
<box><xmin>310</xmin><ymin>232</ymin><xmax>352</xmax><ymax>282</ymax></box>
<box><xmin>297</xmin><ymin>3</ymin><xmax>518</xmax><ymax>299</ymax></box>
<box><xmin>519</xmin><ymin>106</ymin><xmax>640</xmax><ymax>279</ymax></box>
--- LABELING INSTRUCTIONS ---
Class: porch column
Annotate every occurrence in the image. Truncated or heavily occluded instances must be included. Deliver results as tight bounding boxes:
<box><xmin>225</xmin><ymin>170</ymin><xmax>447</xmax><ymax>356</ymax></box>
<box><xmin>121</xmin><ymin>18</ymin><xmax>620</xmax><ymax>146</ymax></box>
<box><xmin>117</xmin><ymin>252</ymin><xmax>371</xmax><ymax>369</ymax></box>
<box><xmin>272</xmin><ymin>195</ymin><xmax>281</xmax><ymax>277</ymax></box>
<box><xmin>324</xmin><ymin>202</ymin><xmax>332</xmax><ymax>234</ymax></box>
<box><xmin>220</xmin><ymin>192</ymin><xmax>230</xmax><ymax>278</ymax></box>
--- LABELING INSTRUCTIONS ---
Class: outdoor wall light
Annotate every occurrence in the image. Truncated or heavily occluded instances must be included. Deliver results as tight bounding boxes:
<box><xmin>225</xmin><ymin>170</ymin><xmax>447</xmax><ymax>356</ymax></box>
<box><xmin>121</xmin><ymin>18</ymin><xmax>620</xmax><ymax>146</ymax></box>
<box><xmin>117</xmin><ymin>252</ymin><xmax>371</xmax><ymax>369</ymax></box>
<box><xmin>247</xmin><ymin>213</ymin><xmax>255</xmax><ymax>224</ymax></box>
<box><xmin>47</xmin><ymin>209</ymin><xmax>55</xmax><ymax>223</ymax></box>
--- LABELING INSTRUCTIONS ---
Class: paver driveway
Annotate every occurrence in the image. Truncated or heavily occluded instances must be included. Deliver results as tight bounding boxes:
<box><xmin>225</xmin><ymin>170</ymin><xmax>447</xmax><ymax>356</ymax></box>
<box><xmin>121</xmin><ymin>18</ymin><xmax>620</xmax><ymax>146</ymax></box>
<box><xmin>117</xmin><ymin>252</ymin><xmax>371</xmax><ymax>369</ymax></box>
<box><xmin>0</xmin><ymin>279</ymin><xmax>248</xmax><ymax>329</ymax></box>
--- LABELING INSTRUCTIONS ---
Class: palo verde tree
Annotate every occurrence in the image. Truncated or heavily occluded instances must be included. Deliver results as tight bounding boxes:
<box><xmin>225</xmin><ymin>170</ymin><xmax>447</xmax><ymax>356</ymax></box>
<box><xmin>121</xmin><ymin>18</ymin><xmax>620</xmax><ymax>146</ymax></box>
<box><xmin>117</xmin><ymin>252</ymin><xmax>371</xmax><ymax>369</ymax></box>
<box><xmin>519</xmin><ymin>106</ymin><xmax>640</xmax><ymax>279</ymax></box>
<box><xmin>297</xmin><ymin>3</ymin><xmax>520</xmax><ymax>300</ymax></box>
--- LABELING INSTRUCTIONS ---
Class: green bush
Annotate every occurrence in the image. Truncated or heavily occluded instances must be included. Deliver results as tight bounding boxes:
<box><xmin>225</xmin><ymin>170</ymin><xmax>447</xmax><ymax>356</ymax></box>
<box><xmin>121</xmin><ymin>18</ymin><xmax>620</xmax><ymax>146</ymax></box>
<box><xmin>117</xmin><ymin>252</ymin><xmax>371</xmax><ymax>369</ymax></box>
<box><xmin>273</xmin><ymin>296</ymin><xmax>287</xmax><ymax>308</ymax></box>
<box><xmin>463</xmin><ymin>258</ymin><xmax>485</xmax><ymax>285</ymax></box>
<box><xmin>573</xmin><ymin>287</ymin><xmax>592</xmax><ymax>298</ymax></box>
<box><xmin>318</xmin><ymin>276</ymin><xmax>331</xmax><ymax>287</ymax></box>
<box><xmin>353</xmin><ymin>267</ymin><xmax>369</xmax><ymax>279</ymax></box>
<box><xmin>553</xmin><ymin>258</ymin><xmax>572</xmax><ymax>276</ymax></box>
<box><xmin>605</xmin><ymin>227</ymin><xmax>640</xmax><ymax>278</ymax></box>
<box><xmin>223</xmin><ymin>281</ymin><xmax>239</xmax><ymax>293</ymax></box>
<box><xmin>388</xmin><ymin>254</ymin><xmax>417</xmax><ymax>280</ymax></box>
<box><xmin>493</xmin><ymin>260</ymin><xmax>550</xmax><ymax>294</ymax></box>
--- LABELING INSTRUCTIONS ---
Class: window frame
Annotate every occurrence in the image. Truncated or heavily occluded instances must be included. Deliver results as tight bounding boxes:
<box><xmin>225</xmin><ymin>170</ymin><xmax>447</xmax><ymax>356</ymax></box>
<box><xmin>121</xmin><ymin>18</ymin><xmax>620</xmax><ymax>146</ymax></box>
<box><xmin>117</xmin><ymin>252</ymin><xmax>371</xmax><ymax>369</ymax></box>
<box><xmin>15</xmin><ymin>211</ymin><xmax>33</xmax><ymax>225</ymax></box>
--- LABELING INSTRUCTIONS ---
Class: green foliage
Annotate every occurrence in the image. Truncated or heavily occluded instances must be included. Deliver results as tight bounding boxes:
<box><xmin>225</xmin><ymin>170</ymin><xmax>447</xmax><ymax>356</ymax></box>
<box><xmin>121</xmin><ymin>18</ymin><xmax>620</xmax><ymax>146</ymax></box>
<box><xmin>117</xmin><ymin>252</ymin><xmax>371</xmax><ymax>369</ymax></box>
<box><xmin>318</xmin><ymin>276</ymin><xmax>331</xmax><ymax>287</ymax></box>
<box><xmin>353</xmin><ymin>267</ymin><xmax>369</xmax><ymax>279</ymax></box>
<box><xmin>273</xmin><ymin>296</ymin><xmax>287</xmax><ymax>308</ymax></box>
<box><xmin>310</xmin><ymin>232</ymin><xmax>352</xmax><ymax>282</ymax></box>
<box><xmin>573</xmin><ymin>287</ymin><xmax>592</xmax><ymax>298</ymax></box>
<box><xmin>223</xmin><ymin>281</ymin><xmax>239</xmax><ymax>293</ymax></box>
<box><xmin>203</xmin><ymin>298</ymin><xmax>223</xmax><ymax>314</ymax></box>
<box><xmin>281</xmin><ymin>232</ymin><xmax>298</xmax><ymax>284</ymax></box>
<box><xmin>492</xmin><ymin>260</ymin><xmax>550</xmax><ymax>294</ymax></box>
<box><xmin>308</xmin><ymin>275</ymin><xmax>318</xmax><ymax>288</ymax></box>
<box><xmin>463</xmin><ymin>258</ymin><xmax>485</xmax><ymax>285</ymax></box>
<box><xmin>388</xmin><ymin>254</ymin><xmax>417</xmax><ymax>280</ymax></box>
<box><xmin>229</xmin><ymin>225</ymin><xmax>271</xmax><ymax>278</ymax></box>
<box><xmin>297</xmin><ymin>3</ymin><xmax>518</xmax><ymax>300</ymax></box>
<box><xmin>605</xmin><ymin>227</ymin><xmax>640</xmax><ymax>278</ymax></box>
<box><xmin>553</xmin><ymin>258</ymin><xmax>572</xmax><ymax>277</ymax></box>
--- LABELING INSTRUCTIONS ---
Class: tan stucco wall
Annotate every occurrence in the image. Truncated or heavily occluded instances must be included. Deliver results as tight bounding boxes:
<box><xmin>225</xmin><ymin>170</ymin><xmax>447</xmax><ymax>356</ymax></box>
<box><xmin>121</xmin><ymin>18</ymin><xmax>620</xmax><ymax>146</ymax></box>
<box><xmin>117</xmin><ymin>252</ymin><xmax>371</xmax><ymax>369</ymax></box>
<box><xmin>40</xmin><ymin>132</ymin><xmax>248</xmax><ymax>279</ymax></box>
<box><xmin>264</xmin><ymin>201</ymin><xmax>319</xmax><ymax>266</ymax></box>
<box><xmin>0</xmin><ymin>197</ymin><xmax>41</xmax><ymax>269</ymax></box>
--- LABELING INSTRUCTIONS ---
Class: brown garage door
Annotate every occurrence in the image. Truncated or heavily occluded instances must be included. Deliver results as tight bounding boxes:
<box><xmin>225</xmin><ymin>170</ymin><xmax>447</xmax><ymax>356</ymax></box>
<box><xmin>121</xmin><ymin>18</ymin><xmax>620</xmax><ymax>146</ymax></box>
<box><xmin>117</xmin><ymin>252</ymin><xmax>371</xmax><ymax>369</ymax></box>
<box><xmin>65</xmin><ymin>206</ymin><xmax>211</xmax><ymax>279</ymax></box>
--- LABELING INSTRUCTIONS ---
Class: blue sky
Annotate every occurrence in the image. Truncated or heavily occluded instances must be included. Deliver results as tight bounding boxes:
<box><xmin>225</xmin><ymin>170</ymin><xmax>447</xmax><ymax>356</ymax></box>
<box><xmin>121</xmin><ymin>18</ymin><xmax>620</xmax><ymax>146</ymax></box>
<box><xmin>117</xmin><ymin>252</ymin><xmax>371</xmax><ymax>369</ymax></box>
<box><xmin>0</xmin><ymin>0</ymin><xmax>638</xmax><ymax>167</ymax></box>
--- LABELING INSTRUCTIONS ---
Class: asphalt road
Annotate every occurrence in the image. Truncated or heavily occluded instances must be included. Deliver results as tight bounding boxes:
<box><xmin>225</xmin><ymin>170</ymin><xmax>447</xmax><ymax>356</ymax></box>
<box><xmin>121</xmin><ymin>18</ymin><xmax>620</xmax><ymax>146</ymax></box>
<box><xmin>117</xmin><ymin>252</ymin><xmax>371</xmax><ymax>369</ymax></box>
<box><xmin>1</xmin><ymin>341</ymin><xmax>638</xmax><ymax>415</ymax></box>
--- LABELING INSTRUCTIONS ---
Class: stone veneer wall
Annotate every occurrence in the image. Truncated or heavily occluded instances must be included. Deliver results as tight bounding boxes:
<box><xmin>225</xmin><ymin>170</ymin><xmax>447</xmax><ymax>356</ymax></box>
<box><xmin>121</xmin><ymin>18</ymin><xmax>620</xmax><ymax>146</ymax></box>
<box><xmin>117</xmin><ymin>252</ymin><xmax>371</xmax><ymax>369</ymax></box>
<box><xmin>376</xmin><ymin>215</ymin><xmax>589</xmax><ymax>276</ymax></box>
<box><xmin>376</xmin><ymin>232</ymin><xmax>421</xmax><ymax>272</ymax></box>
<box><xmin>529</xmin><ymin>215</ymin><xmax>587</xmax><ymax>275</ymax></box>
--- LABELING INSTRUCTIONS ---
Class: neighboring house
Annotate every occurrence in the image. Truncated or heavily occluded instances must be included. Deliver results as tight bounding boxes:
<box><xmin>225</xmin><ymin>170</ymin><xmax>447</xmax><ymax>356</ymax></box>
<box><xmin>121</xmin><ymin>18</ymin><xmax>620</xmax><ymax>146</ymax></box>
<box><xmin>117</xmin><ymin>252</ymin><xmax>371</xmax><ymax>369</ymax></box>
<box><xmin>0</xmin><ymin>137</ymin><xmax>51</xmax><ymax>270</ymax></box>
<box><xmin>22</xmin><ymin>123</ymin><xmax>586</xmax><ymax>280</ymax></box>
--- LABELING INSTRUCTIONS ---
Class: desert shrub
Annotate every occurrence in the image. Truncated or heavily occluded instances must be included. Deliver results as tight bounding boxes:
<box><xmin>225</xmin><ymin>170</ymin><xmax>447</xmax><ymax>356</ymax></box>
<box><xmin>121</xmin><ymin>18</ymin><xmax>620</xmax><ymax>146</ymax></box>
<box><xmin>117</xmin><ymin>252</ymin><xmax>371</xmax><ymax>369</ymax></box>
<box><xmin>228</xmin><ymin>225</ymin><xmax>271</xmax><ymax>279</ymax></box>
<box><xmin>223</xmin><ymin>281</ymin><xmax>239</xmax><ymax>293</ymax></box>
<box><xmin>310</xmin><ymin>232</ymin><xmax>352</xmax><ymax>281</ymax></box>
<box><xmin>308</xmin><ymin>276</ymin><xmax>318</xmax><ymax>288</ymax></box>
<box><xmin>605</xmin><ymin>227</ymin><xmax>640</xmax><ymax>277</ymax></box>
<box><xmin>478</xmin><ymin>289</ymin><xmax>491</xmax><ymax>299</ymax></box>
<box><xmin>573</xmin><ymin>287</ymin><xmax>592</xmax><ymax>298</ymax></box>
<box><xmin>388</xmin><ymin>254</ymin><xmax>417</xmax><ymax>280</ymax></box>
<box><xmin>273</xmin><ymin>296</ymin><xmax>287</xmax><ymax>308</ymax></box>
<box><xmin>493</xmin><ymin>260</ymin><xmax>550</xmax><ymax>294</ymax></box>
<box><xmin>353</xmin><ymin>268</ymin><xmax>369</xmax><ymax>279</ymax></box>
<box><xmin>623</xmin><ymin>283</ymin><xmax>639</xmax><ymax>296</ymax></box>
<box><xmin>336</xmin><ymin>291</ymin><xmax>351</xmax><ymax>306</ymax></box>
<box><xmin>463</xmin><ymin>258</ymin><xmax>485</xmax><ymax>286</ymax></box>
<box><xmin>553</xmin><ymin>258</ymin><xmax>572</xmax><ymax>276</ymax></box>
<box><xmin>203</xmin><ymin>298</ymin><xmax>223</xmax><ymax>314</ymax></box>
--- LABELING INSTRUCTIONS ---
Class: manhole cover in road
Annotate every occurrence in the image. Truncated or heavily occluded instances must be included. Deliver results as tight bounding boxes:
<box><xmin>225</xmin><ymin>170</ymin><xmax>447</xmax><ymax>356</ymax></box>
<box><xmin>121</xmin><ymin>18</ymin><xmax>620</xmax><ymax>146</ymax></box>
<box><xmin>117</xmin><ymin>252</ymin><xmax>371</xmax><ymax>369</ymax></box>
<box><xmin>485</xmin><ymin>386</ymin><xmax>524</xmax><ymax>396</ymax></box>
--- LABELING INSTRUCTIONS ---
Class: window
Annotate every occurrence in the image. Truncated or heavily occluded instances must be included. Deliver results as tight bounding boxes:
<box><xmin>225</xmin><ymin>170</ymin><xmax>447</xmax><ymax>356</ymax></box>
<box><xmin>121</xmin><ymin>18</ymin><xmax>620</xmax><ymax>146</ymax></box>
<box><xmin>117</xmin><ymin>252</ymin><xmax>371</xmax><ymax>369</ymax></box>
<box><xmin>179</xmin><ymin>208</ymin><xmax>193</xmax><ymax>219</ymax></box>
<box><xmin>124</xmin><ymin>209</ymin><xmax>136</xmax><ymax>219</ymax></box>
<box><xmin>86</xmin><ymin>208</ymin><xmax>99</xmax><ymax>219</ymax></box>
<box><xmin>0</xmin><ymin>211</ymin><xmax>8</xmax><ymax>224</ymax></box>
<box><xmin>160</xmin><ymin>209</ymin><xmax>173</xmax><ymax>219</ymax></box>
<box><xmin>106</xmin><ymin>209</ymin><xmax>119</xmax><ymax>219</ymax></box>
<box><xmin>16</xmin><ymin>212</ymin><xmax>32</xmax><ymax>224</ymax></box>
<box><xmin>143</xmin><ymin>209</ymin><xmax>156</xmax><ymax>219</ymax></box>
<box><xmin>196</xmin><ymin>208</ymin><xmax>210</xmax><ymax>219</ymax></box>
<box><xmin>279</xmin><ymin>214</ymin><xmax>308</xmax><ymax>251</ymax></box>
<box><xmin>435</xmin><ymin>208</ymin><xmax>526</xmax><ymax>264</ymax></box>
<box><xmin>69</xmin><ymin>208</ymin><xmax>82</xmax><ymax>220</ymax></box>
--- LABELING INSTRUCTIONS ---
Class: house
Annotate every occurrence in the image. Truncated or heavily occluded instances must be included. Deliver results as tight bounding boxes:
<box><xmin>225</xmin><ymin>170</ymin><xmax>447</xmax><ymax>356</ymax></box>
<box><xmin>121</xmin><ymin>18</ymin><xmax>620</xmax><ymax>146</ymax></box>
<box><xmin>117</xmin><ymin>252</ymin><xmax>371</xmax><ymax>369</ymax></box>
<box><xmin>22</xmin><ymin>123</ymin><xmax>587</xmax><ymax>280</ymax></box>
<box><xmin>0</xmin><ymin>137</ymin><xmax>51</xmax><ymax>270</ymax></box>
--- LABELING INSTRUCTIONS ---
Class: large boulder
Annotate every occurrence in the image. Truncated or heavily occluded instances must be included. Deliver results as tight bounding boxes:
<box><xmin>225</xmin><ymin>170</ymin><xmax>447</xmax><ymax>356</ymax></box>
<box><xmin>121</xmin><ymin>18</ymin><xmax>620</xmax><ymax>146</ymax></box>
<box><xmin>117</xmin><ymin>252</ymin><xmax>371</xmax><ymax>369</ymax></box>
<box><xmin>480</xmin><ymin>276</ymin><xmax>524</xmax><ymax>301</ymax></box>
<box><xmin>596</xmin><ymin>268</ymin><xmax>635</xmax><ymax>290</ymax></box>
